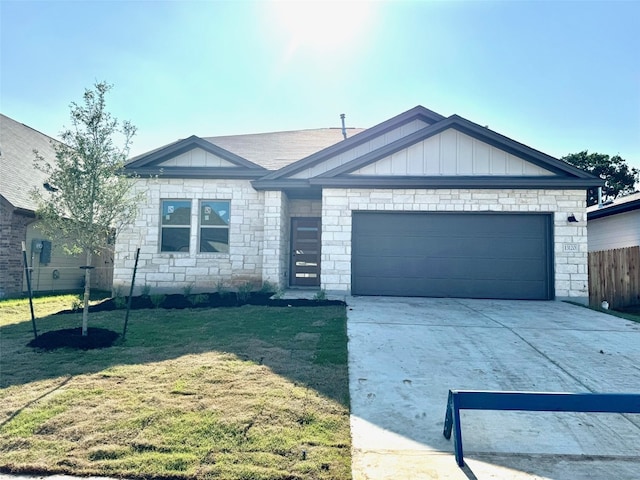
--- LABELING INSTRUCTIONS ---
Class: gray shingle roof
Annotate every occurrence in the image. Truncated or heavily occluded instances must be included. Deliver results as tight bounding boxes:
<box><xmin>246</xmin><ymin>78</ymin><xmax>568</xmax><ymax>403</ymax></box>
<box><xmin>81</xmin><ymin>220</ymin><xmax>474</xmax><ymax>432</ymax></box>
<box><xmin>203</xmin><ymin>128</ymin><xmax>366</xmax><ymax>170</ymax></box>
<box><xmin>587</xmin><ymin>191</ymin><xmax>640</xmax><ymax>219</ymax></box>
<box><xmin>0</xmin><ymin>113</ymin><xmax>60</xmax><ymax>212</ymax></box>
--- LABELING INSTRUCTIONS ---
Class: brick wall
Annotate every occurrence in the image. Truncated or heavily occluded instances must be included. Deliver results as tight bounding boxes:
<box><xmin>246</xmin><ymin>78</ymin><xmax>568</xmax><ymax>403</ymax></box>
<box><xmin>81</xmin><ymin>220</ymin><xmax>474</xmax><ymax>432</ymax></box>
<box><xmin>321</xmin><ymin>188</ymin><xmax>588</xmax><ymax>300</ymax></box>
<box><xmin>113</xmin><ymin>179</ymin><xmax>265</xmax><ymax>294</ymax></box>
<box><xmin>0</xmin><ymin>198</ymin><xmax>33</xmax><ymax>297</ymax></box>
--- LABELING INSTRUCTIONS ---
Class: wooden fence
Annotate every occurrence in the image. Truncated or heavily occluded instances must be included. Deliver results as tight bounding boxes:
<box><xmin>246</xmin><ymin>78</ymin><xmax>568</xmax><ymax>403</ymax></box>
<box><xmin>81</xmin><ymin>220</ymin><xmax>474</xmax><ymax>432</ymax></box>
<box><xmin>92</xmin><ymin>245</ymin><xmax>114</xmax><ymax>292</ymax></box>
<box><xmin>588</xmin><ymin>246</ymin><xmax>640</xmax><ymax>309</ymax></box>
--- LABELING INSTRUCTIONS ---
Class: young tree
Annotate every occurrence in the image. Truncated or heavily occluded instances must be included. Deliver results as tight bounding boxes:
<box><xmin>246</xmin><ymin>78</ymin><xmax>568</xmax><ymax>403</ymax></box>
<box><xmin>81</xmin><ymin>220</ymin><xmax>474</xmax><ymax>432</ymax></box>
<box><xmin>32</xmin><ymin>82</ymin><xmax>138</xmax><ymax>336</ymax></box>
<box><xmin>562</xmin><ymin>151</ymin><xmax>639</xmax><ymax>206</ymax></box>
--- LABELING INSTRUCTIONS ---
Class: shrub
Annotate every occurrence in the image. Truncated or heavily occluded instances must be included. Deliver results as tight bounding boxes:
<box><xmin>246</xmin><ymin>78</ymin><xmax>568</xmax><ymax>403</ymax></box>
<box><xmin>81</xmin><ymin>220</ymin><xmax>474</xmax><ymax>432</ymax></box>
<box><xmin>313</xmin><ymin>289</ymin><xmax>327</xmax><ymax>301</ymax></box>
<box><xmin>188</xmin><ymin>293</ymin><xmax>208</xmax><ymax>306</ymax></box>
<box><xmin>260</xmin><ymin>281</ymin><xmax>277</xmax><ymax>294</ymax></box>
<box><xmin>216</xmin><ymin>280</ymin><xmax>230</xmax><ymax>298</ymax></box>
<box><xmin>149</xmin><ymin>294</ymin><xmax>165</xmax><ymax>309</ymax></box>
<box><xmin>236</xmin><ymin>282</ymin><xmax>253</xmax><ymax>303</ymax></box>
<box><xmin>182</xmin><ymin>283</ymin><xmax>194</xmax><ymax>296</ymax></box>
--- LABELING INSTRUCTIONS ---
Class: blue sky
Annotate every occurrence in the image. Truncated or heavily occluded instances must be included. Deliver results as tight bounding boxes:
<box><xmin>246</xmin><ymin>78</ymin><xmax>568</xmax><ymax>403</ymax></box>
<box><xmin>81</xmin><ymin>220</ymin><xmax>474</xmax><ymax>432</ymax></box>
<box><xmin>1</xmin><ymin>0</ymin><xmax>639</xmax><ymax>168</ymax></box>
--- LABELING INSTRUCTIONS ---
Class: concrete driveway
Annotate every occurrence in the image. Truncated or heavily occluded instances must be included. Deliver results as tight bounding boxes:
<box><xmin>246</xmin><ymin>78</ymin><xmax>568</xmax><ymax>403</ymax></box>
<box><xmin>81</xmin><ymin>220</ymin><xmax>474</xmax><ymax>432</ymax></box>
<box><xmin>347</xmin><ymin>297</ymin><xmax>640</xmax><ymax>479</ymax></box>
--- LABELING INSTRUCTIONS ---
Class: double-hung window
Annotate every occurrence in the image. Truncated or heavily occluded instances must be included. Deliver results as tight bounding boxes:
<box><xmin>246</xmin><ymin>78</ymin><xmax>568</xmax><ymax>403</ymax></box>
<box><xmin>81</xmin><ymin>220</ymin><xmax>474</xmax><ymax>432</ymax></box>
<box><xmin>160</xmin><ymin>200</ymin><xmax>191</xmax><ymax>252</ymax></box>
<box><xmin>199</xmin><ymin>200</ymin><xmax>230</xmax><ymax>253</ymax></box>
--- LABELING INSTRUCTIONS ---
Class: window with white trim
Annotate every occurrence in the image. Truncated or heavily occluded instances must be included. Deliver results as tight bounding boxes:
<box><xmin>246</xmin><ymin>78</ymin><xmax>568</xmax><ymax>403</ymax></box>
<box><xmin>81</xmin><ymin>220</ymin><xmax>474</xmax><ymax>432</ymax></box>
<box><xmin>160</xmin><ymin>200</ymin><xmax>191</xmax><ymax>252</ymax></box>
<box><xmin>199</xmin><ymin>200</ymin><xmax>230</xmax><ymax>253</ymax></box>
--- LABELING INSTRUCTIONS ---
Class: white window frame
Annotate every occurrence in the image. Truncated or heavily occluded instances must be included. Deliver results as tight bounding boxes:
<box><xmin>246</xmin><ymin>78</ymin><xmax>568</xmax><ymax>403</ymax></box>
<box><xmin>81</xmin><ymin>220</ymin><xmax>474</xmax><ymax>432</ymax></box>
<box><xmin>160</xmin><ymin>199</ymin><xmax>192</xmax><ymax>253</ymax></box>
<box><xmin>198</xmin><ymin>200</ymin><xmax>231</xmax><ymax>254</ymax></box>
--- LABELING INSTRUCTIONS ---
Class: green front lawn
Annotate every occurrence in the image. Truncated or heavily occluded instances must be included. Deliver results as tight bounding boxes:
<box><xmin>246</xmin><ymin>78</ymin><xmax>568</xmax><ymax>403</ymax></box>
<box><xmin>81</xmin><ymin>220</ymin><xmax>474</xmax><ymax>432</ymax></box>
<box><xmin>0</xmin><ymin>296</ymin><xmax>351</xmax><ymax>480</ymax></box>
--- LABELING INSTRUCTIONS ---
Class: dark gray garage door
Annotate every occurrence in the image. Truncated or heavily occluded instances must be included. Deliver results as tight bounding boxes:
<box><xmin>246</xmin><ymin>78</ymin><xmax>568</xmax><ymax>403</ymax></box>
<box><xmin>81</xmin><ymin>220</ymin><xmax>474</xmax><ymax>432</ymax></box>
<box><xmin>352</xmin><ymin>212</ymin><xmax>553</xmax><ymax>300</ymax></box>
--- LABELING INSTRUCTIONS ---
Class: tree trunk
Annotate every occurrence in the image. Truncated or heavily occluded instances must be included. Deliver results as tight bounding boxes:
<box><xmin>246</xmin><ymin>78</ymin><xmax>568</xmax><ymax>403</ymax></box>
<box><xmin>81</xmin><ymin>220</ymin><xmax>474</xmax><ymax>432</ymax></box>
<box><xmin>82</xmin><ymin>250</ymin><xmax>92</xmax><ymax>336</ymax></box>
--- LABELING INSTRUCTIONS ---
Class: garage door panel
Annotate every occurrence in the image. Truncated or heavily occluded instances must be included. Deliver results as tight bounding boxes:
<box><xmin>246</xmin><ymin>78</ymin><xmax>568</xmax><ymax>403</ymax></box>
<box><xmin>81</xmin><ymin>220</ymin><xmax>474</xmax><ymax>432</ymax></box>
<box><xmin>356</xmin><ymin>255</ymin><xmax>428</xmax><ymax>278</ymax></box>
<box><xmin>425</xmin><ymin>258</ymin><xmax>547</xmax><ymax>281</ymax></box>
<box><xmin>354</xmin><ymin>277</ymin><xmax>547</xmax><ymax>299</ymax></box>
<box><xmin>352</xmin><ymin>212</ymin><xmax>552</xmax><ymax>300</ymax></box>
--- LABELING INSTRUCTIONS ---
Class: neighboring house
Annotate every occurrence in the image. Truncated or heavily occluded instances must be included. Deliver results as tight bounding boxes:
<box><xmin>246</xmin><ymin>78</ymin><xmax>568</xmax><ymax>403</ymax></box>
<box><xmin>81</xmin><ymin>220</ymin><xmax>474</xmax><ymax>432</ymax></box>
<box><xmin>114</xmin><ymin>105</ymin><xmax>602</xmax><ymax>302</ymax></box>
<box><xmin>0</xmin><ymin>114</ymin><xmax>112</xmax><ymax>297</ymax></box>
<box><xmin>587</xmin><ymin>192</ymin><xmax>640</xmax><ymax>252</ymax></box>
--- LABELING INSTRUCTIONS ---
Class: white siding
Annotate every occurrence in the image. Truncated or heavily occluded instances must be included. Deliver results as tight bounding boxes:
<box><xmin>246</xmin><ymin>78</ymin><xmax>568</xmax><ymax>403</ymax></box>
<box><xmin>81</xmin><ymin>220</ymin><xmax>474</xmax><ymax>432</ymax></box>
<box><xmin>351</xmin><ymin>129</ymin><xmax>556</xmax><ymax>177</ymax></box>
<box><xmin>290</xmin><ymin>119</ymin><xmax>430</xmax><ymax>179</ymax></box>
<box><xmin>158</xmin><ymin>148</ymin><xmax>237</xmax><ymax>167</ymax></box>
<box><xmin>588</xmin><ymin>210</ymin><xmax>640</xmax><ymax>252</ymax></box>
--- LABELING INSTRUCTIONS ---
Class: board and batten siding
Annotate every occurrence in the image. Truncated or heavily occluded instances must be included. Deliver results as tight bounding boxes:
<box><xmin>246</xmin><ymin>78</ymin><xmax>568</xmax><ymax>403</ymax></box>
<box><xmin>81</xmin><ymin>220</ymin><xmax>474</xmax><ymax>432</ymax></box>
<box><xmin>290</xmin><ymin>118</ymin><xmax>431</xmax><ymax>179</ymax></box>
<box><xmin>156</xmin><ymin>148</ymin><xmax>236</xmax><ymax>168</ymax></box>
<box><xmin>588</xmin><ymin>210</ymin><xmax>640</xmax><ymax>252</ymax></box>
<box><xmin>351</xmin><ymin>129</ymin><xmax>555</xmax><ymax>177</ymax></box>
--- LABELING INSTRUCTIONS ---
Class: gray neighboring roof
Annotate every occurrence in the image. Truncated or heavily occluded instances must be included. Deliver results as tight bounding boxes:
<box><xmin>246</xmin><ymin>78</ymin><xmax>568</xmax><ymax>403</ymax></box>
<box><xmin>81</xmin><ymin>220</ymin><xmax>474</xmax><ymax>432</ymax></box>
<box><xmin>587</xmin><ymin>191</ymin><xmax>640</xmax><ymax>220</ymax></box>
<box><xmin>0</xmin><ymin>113</ymin><xmax>59</xmax><ymax>213</ymax></box>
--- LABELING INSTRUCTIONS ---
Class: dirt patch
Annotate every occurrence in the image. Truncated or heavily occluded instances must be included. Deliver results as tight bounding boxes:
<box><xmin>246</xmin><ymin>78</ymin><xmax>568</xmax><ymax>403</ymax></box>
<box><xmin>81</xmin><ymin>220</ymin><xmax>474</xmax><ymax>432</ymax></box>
<box><xmin>28</xmin><ymin>327</ymin><xmax>120</xmax><ymax>351</ymax></box>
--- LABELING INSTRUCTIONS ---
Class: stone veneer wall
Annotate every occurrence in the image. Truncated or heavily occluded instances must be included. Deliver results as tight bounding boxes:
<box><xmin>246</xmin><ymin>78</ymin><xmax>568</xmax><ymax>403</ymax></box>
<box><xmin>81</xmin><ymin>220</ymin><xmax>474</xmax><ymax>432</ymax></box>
<box><xmin>113</xmin><ymin>179</ymin><xmax>265</xmax><ymax>294</ymax></box>
<box><xmin>321</xmin><ymin>188</ymin><xmax>588</xmax><ymax>300</ymax></box>
<box><xmin>0</xmin><ymin>197</ymin><xmax>33</xmax><ymax>297</ymax></box>
<box><xmin>261</xmin><ymin>191</ymin><xmax>289</xmax><ymax>289</ymax></box>
<box><xmin>288</xmin><ymin>199</ymin><xmax>322</xmax><ymax>217</ymax></box>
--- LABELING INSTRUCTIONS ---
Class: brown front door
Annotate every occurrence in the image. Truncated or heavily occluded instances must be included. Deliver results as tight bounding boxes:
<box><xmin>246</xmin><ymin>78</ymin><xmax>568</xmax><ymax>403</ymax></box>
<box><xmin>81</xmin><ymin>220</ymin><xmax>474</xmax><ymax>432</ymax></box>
<box><xmin>290</xmin><ymin>217</ymin><xmax>321</xmax><ymax>287</ymax></box>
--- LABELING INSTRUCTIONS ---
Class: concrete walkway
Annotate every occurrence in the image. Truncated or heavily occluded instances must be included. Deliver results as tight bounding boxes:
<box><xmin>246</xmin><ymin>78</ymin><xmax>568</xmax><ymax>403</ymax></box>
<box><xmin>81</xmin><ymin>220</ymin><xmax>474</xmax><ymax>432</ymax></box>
<box><xmin>347</xmin><ymin>297</ymin><xmax>640</xmax><ymax>479</ymax></box>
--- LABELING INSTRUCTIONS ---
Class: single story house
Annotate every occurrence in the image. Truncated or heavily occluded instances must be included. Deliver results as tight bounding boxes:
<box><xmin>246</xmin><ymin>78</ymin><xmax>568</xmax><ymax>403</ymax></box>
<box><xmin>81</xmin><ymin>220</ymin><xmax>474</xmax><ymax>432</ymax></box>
<box><xmin>587</xmin><ymin>192</ymin><xmax>640</xmax><ymax>252</ymax></box>
<box><xmin>0</xmin><ymin>114</ymin><xmax>113</xmax><ymax>297</ymax></box>
<box><xmin>114</xmin><ymin>105</ymin><xmax>602</xmax><ymax>302</ymax></box>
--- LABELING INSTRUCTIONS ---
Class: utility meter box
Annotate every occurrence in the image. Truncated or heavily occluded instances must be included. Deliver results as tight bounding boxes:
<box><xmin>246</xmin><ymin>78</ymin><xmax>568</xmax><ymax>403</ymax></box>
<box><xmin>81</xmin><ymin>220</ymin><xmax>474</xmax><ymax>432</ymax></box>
<box><xmin>31</xmin><ymin>239</ymin><xmax>52</xmax><ymax>264</ymax></box>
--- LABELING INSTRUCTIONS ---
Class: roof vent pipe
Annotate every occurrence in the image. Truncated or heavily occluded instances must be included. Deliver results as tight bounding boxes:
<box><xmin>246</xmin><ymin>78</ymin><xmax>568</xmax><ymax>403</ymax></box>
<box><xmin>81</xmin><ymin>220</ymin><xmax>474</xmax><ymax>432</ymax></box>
<box><xmin>597</xmin><ymin>186</ymin><xmax>603</xmax><ymax>208</ymax></box>
<box><xmin>340</xmin><ymin>113</ymin><xmax>347</xmax><ymax>140</ymax></box>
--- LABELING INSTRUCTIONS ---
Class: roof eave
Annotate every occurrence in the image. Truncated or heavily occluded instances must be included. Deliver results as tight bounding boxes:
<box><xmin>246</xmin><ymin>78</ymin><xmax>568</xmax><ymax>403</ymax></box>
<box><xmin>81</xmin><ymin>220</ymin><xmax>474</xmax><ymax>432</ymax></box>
<box><xmin>309</xmin><ymin>175</ymin><xmax>603</xmax><ymax>189</ymax></box>
<box><xmin>587</xmin><ymin>200</ymin><xmax>640</xmax><ymax>220</ymax></box>
<box><xmin>127</xmin><ymin>167</ymin><xmax>266</xmax><ymax>180</ymax></box>
<box><xmin>251</xmin><ymin>179</ymin><xmax>311</xmax><ymax>190</ymax></box>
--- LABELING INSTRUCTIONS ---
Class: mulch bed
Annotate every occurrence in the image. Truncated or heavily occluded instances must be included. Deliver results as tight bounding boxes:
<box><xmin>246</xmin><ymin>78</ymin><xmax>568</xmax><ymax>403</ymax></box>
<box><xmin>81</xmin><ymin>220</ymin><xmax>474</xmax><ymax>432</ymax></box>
<box><xmin>28</xmin><ymin>327</ymin><xmax>120</xmax><ymax>351</ymax></box>
<box><xmin>54</xmin><ymin>292</ymin><xmax>345</xmax><ymax>315</ymax></box>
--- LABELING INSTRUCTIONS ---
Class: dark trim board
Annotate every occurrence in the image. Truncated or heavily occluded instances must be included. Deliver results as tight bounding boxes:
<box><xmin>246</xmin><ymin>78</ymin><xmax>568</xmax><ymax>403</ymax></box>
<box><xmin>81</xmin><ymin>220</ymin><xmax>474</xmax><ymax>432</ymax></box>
<box><xmin>351</xmin><ymin>211</ymin><xmax>554</xmax><ymax>300</ymax></box>
<box><xmin>310</xmin><ymin>176</ymin><xmax>600</xmax><ymax>189</ymax></box>
<box><xmin>128</xmin><ymin>167</ymin><xmax>265</xmax><ymax>179</ymax></box>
